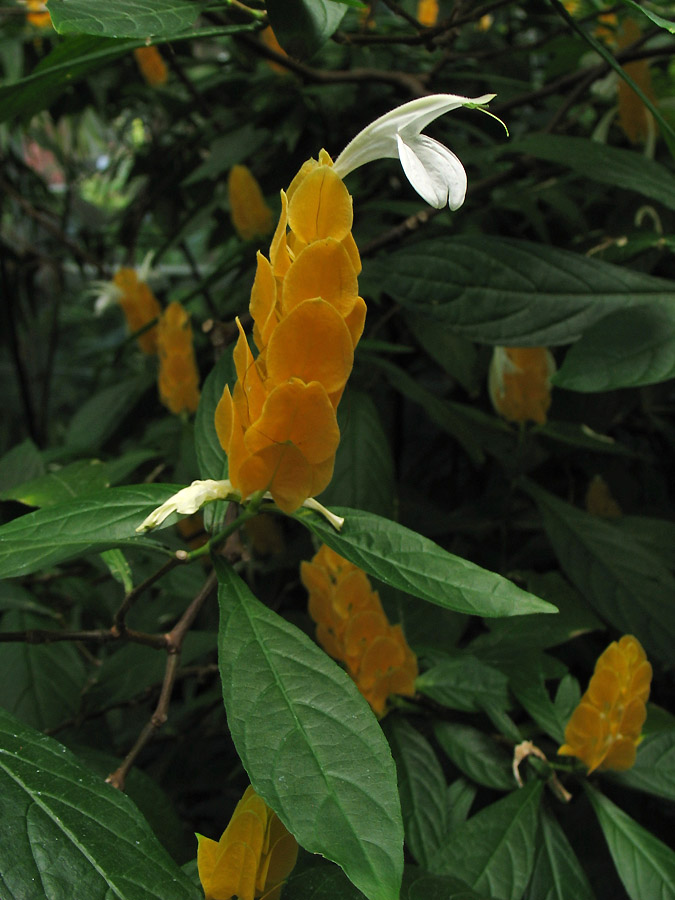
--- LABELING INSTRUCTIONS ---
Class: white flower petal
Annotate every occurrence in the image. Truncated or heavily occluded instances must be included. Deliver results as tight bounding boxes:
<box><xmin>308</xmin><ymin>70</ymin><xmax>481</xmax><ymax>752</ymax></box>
<box><xmin>396</xmin><ymin>134</ymin><xmax>447</xmax><ymax>207</ymax></box>
<box><xmin>397</xmin><ymin>133</ymin><xmax>467</xmax><ymax>209</ymax></box>
<box><xmin>136</xmin><ymin>479</ymin><xmax>235</xmax><ymax>532</ymax></box>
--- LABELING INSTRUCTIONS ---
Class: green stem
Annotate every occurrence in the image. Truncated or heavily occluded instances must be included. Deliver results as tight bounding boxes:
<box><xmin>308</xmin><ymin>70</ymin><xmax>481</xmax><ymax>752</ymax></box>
<box><xmin>184</xmin><ymin>493</ymin><xmax>265</xmax><ymax>561</ymax></box>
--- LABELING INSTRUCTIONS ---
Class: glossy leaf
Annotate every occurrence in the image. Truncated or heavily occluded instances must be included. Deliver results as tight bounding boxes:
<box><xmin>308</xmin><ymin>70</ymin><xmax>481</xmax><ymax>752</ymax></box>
<box><xmin>617</xmin><ymin>0</ymin><xmax>675</xmax><ymax>34</ymax></box>
<box><xmin>445</xmin><ymin>779</ymin><xmax>477</xmax><ymax>833</ymax></box>
<box><xmin>434</xmin><ymin>722</ymin><xmax>515</xmax><ymax>791</ymax></box>
<box><xmin>266</xmin><ymin>0</ymin><xmax>347</xmax><ymax>59</ymax></box>
<box><xmin>416</xmin><ymin>655</ymin><xmax>510</xmax><ymax>713</ymax></box>
<box><xmin>0</xmin><ymin>440</ymin><xmax>44</xmax><ymax>493</ymax></box>
<box><xmin>523</xmin><ymin>480</ymin><xmax>675</xmax><ymax>667</ymax></box>
<box><xmin>403</xmin><ymin>868</ymin><xmax>491</xmax><ymax>900</ymax></box>
<box><xmin>284</xmin><ymin>866</ymin><xmax>368</xmax><ymax>900</ymax></box>
<box><xmin>385</xmin><ymin>718</ymin><xmax>447</xmax><ymax>869</ymax></box>
<box><xmin>66</xmin><ymin>377</ymin><xmax>152</xmax><ymax>452</ymax></box>
<box><xmin>554</xmin><ymin>306</ymin><xmax>675</xmax><ymax>391</ymax></box>
<box><xmin>526</xmin><ymin>808</ymin><xmax>596</xmax><ymax>900</ymax></box>
<box><xmin>381</xmin><ymin>237</ymin><xmax>674</xmax><ymax>345</ymax></box>
<box><xmin>49</xmin><ymin>0</ymin><xmax>201</xmax><ymax>38</ymax></box>
<box><xmin>430</xmin><ymin>781</ymin><xmax>543</xmax><ymax>900</ymax></box>
<box><xmin>585</xmin><ymin>784</ymin><xmax>675</xmax><ymax>900</ymax></box>
<box><xmin>216</xmin><ymin>558</ymin><xmax>403</xmax><ymax>900</ymax></box>
<box><xmin>0</xmin><ymin>484</ymin><xmax>182</xmax><ymax>578</ymax></box>
<box><xmin>0</xmin><ymin>707</ymin><xmax>201</xmax><ymax>900</ymax></box>
<box><xmin>613</xmin><ymin>731</ymin><xmax>675</xmax><ymax>803</ymax></box>
<box><xmin>293</xmin><ymin>506</ymin><xmax>557</xmax><ymax>617</ymax></box>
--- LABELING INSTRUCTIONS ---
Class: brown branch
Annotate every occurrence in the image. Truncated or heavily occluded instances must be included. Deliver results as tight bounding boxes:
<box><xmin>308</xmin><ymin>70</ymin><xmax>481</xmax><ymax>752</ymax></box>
<box><xmin>0</xmin><ymin>627</ymin><xmax>169</xmax><ymax>649</ymax></box>
<box><xmin>113</xmin><ymin>555</ymin><xmax>184</xmax><ymax>634</ymax></box>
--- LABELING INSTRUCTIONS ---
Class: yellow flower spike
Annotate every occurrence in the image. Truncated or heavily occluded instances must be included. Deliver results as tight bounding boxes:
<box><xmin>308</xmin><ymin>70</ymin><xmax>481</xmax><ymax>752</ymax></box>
<box><xmin>229</xmin><ymin>165</ymin><xmax>274</xmax><ymax>241</ymax></box>
<box><xmin>157</xmin><ymin>301</ymin><xmax>200</xmax><ymax>415</ymax></box>
<box><xmin>269</xmin><ymin>192</ymin><xmax>292</xmax><ymax>279</ymax></box>
<box><xmin>281</xmin><ymin>239</ymin><xmax>359</xmax><ymax>317</ymax></box>
<box><xmin>112</xmin><ymin>267</ymin><xmax>162</xmax><ymax>355</ymax></box>
<box><xmin>417</xmin><ymin>0</ymin><xmax>439</xmax><ymax>27</ymax></box>
<box><xmin>26</xmin><ymin>0</ymin><xmax>51</xmax><ymax>27</ymax></box>
<box><xmin>133</xmin><ymin>46</ymin><xmax>168</xmax><ymax>87</ymax></box>
<box><xmin>617</xmin><ymin>19</ymin><xmax>656</xmax><ymax>145</ymax></box>
<box><xmin>558</xmin><ymin>634</ymin><xmax>652</xmax><ymax>773</ymax></box>
<box><xmin>287</xmin><ymin>165</ymin><xmax>353</xmax><ymax>244</ymax></box>
<box><xmin>488</xmin><ymin>346</ymin><xmax>556</xmax><ymax>425</ymax></box>
<box><xmin>250</xmin><ymin>253</ymin><xmax>280</xmax><ymax>352</ymax></box>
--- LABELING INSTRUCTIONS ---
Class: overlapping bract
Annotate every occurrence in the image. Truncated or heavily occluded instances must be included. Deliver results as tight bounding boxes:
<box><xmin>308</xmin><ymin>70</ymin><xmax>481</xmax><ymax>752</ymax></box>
<box><xmin>157</xmin><ymin>301</ymin><xmax>200</xmax><ymax>414</ymax></box>
<box><xmin>488</xmin><ymin>346</ymin><xmax>556</xmax><ymax>425</ymax></box>
<box><xmin>228</xmin><ymin>165</ymin><xmax>274</xmax><ymax>241</ymax></box>
<box><xmin>301</xmin><ymin>545</ymin><xmax>418</xmax><ymax>717</ymax></box>
<box><xmin>215</xmin><ymin>151</ymin><xmax>366</xmax><ymax>513</ymax></box>
<box><xmin>197</xmin><ymin>786</ymin><xmax>298</xmax><ymax>900</ymax></box>
<box><xmin>133</xmin><ymin>46</ymin><xmax>168</xmax><ymax>87</ymax></box>
<box><xmin>113</xmin><ymin>267</ymin><xmax>162</xmax><ymax>354</ymax></box>
<box><xmin>558</xmin><ymin>635</ymin><xmax>652</xmax><ymax>773</ymax></box>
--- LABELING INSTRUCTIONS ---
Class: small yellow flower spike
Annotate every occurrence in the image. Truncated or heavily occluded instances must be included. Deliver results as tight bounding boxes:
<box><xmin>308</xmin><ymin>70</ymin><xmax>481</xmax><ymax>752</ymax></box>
<box><xmin>157</xmin><ymin>301</ymin><xmax>200</xmax><ymax>415</ymax></box>
<box><xmin>133</xmin><ymin>46</ymin><xmax>168</xmax><ymax>87</ymax></box>
<box><xmin>112</xmin><ymin>267</ymin><xmax>162</xmax><ymax>355</ymax></box>
<box><xmin>417</xmin><ymin>0</ymin><xmax>439</xmax><ymax>27</ymax></box>
<box><xmin>488</xmin><ymin>346</ymin><xmax>556</xmax><ymax>425</ymax></box>
<box><xmin>197</xmin><ymin>786</ymin><xmax>298</xmax><ymax>900</ymax></box>
<box><xmin>558</xmin><ymin>635</ymin><xmax>652</xmax><ymax>773</ymax></box>
<box><xmin>228</xmin><ymin>165</ymin><xmax>274</xmax><ymax>241</ymax></box>
<box><xmin>25</xmin><ymin>0</ymin><xmax>51</xmax><ymax>28</ymax></box>
<box><xmin>301</xmin><ymin>545</ymin><xmax>418</xmax><ymax>717</ymax></box>
<box><xmin>585</xmin><ymin>475</ymin><xmax>622</xmax><ymax>519</ymax></box>
<box><xmin>617</xmin><ymin>19</ymin><xmax>656</xmax><ymax>145</ymax></box>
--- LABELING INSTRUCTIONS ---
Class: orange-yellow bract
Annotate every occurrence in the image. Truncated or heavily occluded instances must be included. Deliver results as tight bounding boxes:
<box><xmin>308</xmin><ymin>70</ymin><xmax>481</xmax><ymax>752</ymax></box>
<box><xmin>215</xmin><ymin>150</ymin><xmax>366</xmax><ymax>513</ymax></box>
<box><xmin>26</xmin><ymin>0</ymin><xmax>51</xmax><ymax>27</ymax></box>
<box><xmin>301</xmin><ymin>545</ymin><xmax>418</xmax><ymax>717</ymax></box>
<box><xmin>558</xmin><ymin>635</ymin><xmax>652</xmax><ymax>773</ymax></box>
<box><xmin>488</xmin><ymin>346</ymin><xmax>555</xmax><ymax>425</ymax></box>
<box><xmin>197</xmin><ymin>786</ymin><xmax>298</xmax><ymax>900</ymax></box>
<box><xmin>157</xmin><ymin>301</ymin><xmax>200</xmax><ymax>415</ymax></box>
<box><xmin>133</xmin><ymin>46</ymin><xmax>168</xmax><ymax>87</ymax></box>
<box><xmin>417</xmin><ymin>0</ymin><xmax>439</xmax><ymax>27</ymax></box>
<box><xmin>228</xmin><ymin>165</ymin><xmax>274</xmax><ymax>241</ymax></box>
<box><xmin>617</xmin><ymin>19</ymin><xmax>655</xmax><ymax>144</ymax></box>
<box><xmin>113</xmin><ymin>267</ymin><xmax>162</xmax><ymax>354</ymax></box>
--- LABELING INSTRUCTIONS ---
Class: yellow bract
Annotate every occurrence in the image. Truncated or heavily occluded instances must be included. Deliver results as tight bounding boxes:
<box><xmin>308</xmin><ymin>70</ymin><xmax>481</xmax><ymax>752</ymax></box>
<box><xmin>133</xmin><ymin>46</ymin><xmax>168</xmax><ymax>87</ymax></box>
<box><xmin>617</xmin><ymin>19</ymin><xmax>655</xmax><ymax>144</ymax></box>
<box><xmin>157</xmin><ymin>301</ymin><xmax>200</xmax><ymax>414</ymax></box>
<box><xmin>228</xmin><ymin>165</ymin><xmax>274</xmax><ymax>241</ymax></box>
<box><xmin>215</xmin><ymin>152</ymin><xmax>365</xmax><ymax>513</ymax></box>
<box><xmin>488</xmin><ymin>346</ymin><xmax>555</xmax><ymax>425</ymax></box>
<box><xmin>198</xmin><ymin>786</ymin><xmax>298</xmax><ymax>900</ymax></box>
<box><xmin>417</xmin><ymin>0</ymin><xmax>439</xmax><ymax>27</ymax></box>
<box><xmin>558</xmin><ymin>635</ymin><xmax>652</xmax><ymax>773</ymax></box>
<box><xmin>301</xmin><ymin>545</ymin><xmax>418</xmax><ymax>717</ymax></box>
<box><xmin>26</xmin><ymin>0</ymin><xmax>51</xmax><ymax>28</ymax></box>
<box><xmin>113</xmin><ymin>267</ymin><xmax>162</xmax><ymax>355</ymax></box>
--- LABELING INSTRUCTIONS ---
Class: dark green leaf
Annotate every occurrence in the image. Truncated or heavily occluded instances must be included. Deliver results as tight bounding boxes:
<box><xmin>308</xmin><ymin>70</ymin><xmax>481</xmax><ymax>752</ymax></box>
<box><xmin>0</xmin><ymin>440</ymin><xmax>44</xmax><ymax>493</ymax></box>
<box><xmin>430</xmin><ymin>781</ymin><xmax>543</xmax><ymax>900</ymax></box>
<box><xmin>49</xmin><ymin>0</ymin><xmax>201</xmax><ymax>38</ymax></box>
<box><xmin>445</xmin><ymin>779</ymin><xmax>477</xmax><ymax>833</ymax></box>
<box><xmin>293</xmin><ymin>506</ymin><xmax>557</xmax><ymax>617</ymax></box>
<box><xmin>382</xmin><ymin>237</ymin><xmax>674</xmax><ymax>345</ymax></box>
<box><xmin>434</xmin><ymin>722</ymin><xmax>515</xmax><ymax>791</ymax></box>
<box><xmin>526</xmin><ymin>807</ymin><xmax>596</xmax><ymax>900</ymax></box>
<box><xmin>266</xmin><ymin>0</ymin><xmax>347</xmax><ymax>59</ymax></box>
<box><xmin>66</xmin><ymin>377</ymin><xmax>153</xmax><ymax>453</ymax></box>
<box><xmin>403</xmin><ymin>868</ymin><xmax>491</xmax><ymax>900</ymax></box>
<box><xmin>417</xmin><ymin>655</ymin><xmax>510</xmax><ymax>713</ymax></box>
<box><xmin>385</xmin><ymin>718</ymin><xmax>447</xmax><ymax>869</ymax></box>
<box><xmin>284</xmin><ymin>865</ymin><xmax>368</xmax><ymax>900</ymax></box>
<box><xmin>406</xmin><ymin>315</ymin><xmax>480</xmax><ymax>395</ymax></box>
<box><xmin>617</xmin><ymin>0</ymin><xmax>675</xmax><ymax>32</ymax></box>
<box><xmin>0</xmin><ymin>707</ymin><xmax>201</xmax><ymax>900</ymax></box>
<box><xmin>584</xmin><ymin>784</ymin><xmax>675</xmax><ymax>900</ymax></box>
<box><xmin>613</xmin><ymin>516</ymin><xmax>675</xmax><ymax>571</ymax></box>
<box><xmin>0</xmin><ymin>483</ymin><xmax>182</xmax><ymax>578</ymax></box>
<box><xmin>523</xmin><ymin>480</ymin><xmax>675</xmax><ymax>666</ymax></box>
<box><xmin>216</xmin><ymin>558</ymin><xmax>403</xmax><ymax>900</ymax></box>
<box><xmin>554</xmin><ymin>306</ymin><xmax>675</xmax><ymax>391</ymax></box>
<box><xmin>612</xmin><ymin>730</ymin><xmax>675</xmax><ymax>803</ymax></box>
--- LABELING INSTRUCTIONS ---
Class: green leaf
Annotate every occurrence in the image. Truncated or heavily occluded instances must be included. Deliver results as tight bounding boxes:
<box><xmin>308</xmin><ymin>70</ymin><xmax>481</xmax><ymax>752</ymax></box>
<box><xmin>509</xmin><ymin>135</ymin><xmax>675</xmax><ymax>211</ymax></box>
<box><xmin>403</xmin><ymin>868</ymin><xmax>491</xmax><ymax>900</ymax></box>
<box><xmin>293</xmin><ymin>506</ymin><xmax>557</xmax><ymax>618</ymax></box>
<box><xmin>319</xmin><ymin>389</ymin><xmax>395</xmax><ymax>519</ymax></box>
<box><xmin>584</xmin><ymin>784</ymin><xmax>675</xmax><ymax>900</ymax></box>
<box><xmin>406</xmin><ymin>315</ymin><xmax>480</xmax><ymax>395</ymax></box>
<box><xmin>49</xmin><ymin>0</ymin><xmax>201</xmax><ymax>38</ymax></box>
<box><xmin>617</xmin><ymin>0</ymin><xmax>675</xmax><ymax>32</ymax></box>
<box><xmin>284</xmin><ymin>865</ymin><xmax>368</xmax><ymax>900</ymax></box>
<box><xmin>266</xmin><ymin>0</ymin><xmax>347</xmax><ymax>59</ymax></box>
<box><xmin>522</xmin><ymin>480</ymin><xmax>675</xmax><ymax>667</ymax></box>
<box><xmin>384</xmin><ymin>718</ymin><xmax>447</xmax><ymax>869</ymax></box>
<box><xmin>0</xmin><ymin>440</ymin><xmax>44</xmax><ymax>493</ymax></box>
<box><xmin>100</xmin><ymin>548</ymin><xmax>134</xmax><ymax>593</ymax></box>
<box><xmin>417</xmin><ymin>655</ymin><xmax>510</xmax><ymax>714</ymax></box>
<box><xmin>0</xmin><ymin>483</ymin><xmax>182</xmax><ymax>579</ymax></box>
<box><xmin>526</xmin><ymin>807</ymin><xmax>596</xmax><ymax>900</ymax></box>
<box><xmin>66</xmin><ymin>377</ymin><xmax>153</xmax><ymax>453</ymax></box>
<box><xmin>613</xmin><ymin>516</ymin><xmax>675</xmax><ymax>572</ymax></box>
<box><xmin>215</xmin><ymin>558</ymin><xmax>403</xmax><ymax>900</ymax></box>
<box><xmin>0</xmin><ymin>707</ymin><xmax>202</xmax><ymax>900</ymax></box>
<box><xmin>1</xmin><ymin>452</ymin><xmax>155</xmax><ymax>507</ymax></box>
<box><xmin>430</xmin><ymin>781</ymin><xmax>543</xmax><ymax>900</ymax></box>
<box><xmin>554</xmin><ymin>306</ymin><xmax>675</xmax><ymax>391</ymax></box>
<box><xmin>381</xmin><ymin>237</ymin><xmax>675</xmax><ymax>345</ymax></box>
<box><xmin>613</xmin><ymin>730</ymin><xmax>675</xmax><ymax>803</ymax></box>
<box><xmin>507</xmin><ymin>661</ymin><xmax>567</xmax><ymax>744</ymax></box>
<box><xmin>0</xmin><ymin>611</ymin><xmax>87</xmax><ymax>731</ymax></box>
<box><xmin>434</xmin><ymin>722</ymin><xmax>515</xmax><ymax>791</ymax></box>
<box><xmin>445</xmin><ymin>779</ymin><xmax>477</xmax><ymax>833</ymax></box>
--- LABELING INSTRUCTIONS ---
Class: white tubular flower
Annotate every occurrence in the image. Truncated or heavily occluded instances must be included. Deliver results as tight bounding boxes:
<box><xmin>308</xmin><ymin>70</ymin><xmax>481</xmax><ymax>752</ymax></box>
<box><xmin>333</xmin><ymin>92</ymin><xmax>495</xmax><ymax>210</ymax></box>
<box><xmin>137</xmin><ymin>479</ymin><xmax>236</xmax><ymax>533</ymax></box>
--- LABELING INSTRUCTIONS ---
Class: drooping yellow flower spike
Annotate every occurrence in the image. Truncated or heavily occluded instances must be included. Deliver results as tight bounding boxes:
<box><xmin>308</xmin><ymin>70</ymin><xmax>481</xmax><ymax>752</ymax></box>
<box><xmin>417</xmin><ymin>0</ymin><xmax>439</xmax><ymax>27</ymax></box>
<box><xmin>197</xmin><ymin>786</ymin><xmax>298</xmax><ymax>900</ymax></box>
<box><xmin>157</xmin><ymin>301</ymin><xmax>200</xmax><ymax>415</ymax></box>
<box><xmin>228</xmin><ymin>165</ymin><xmax>274</xmax><ymax>241</ymax></box>
<box><xmin>25</xmin><ymin>0</ymin><xmax>51</xmax><ymax>28</ymax></box>
<box><xmin>558</xmin><ymin>635</ymin><xmax>652</xmax><ymax>773</ymax></box>
<box><xmin>133</xmin><ymin>46</ymin><xmax>168</xmax><ymax>87</ymax></box>
<box><xmin>215</xmin><ymin>150</ymin><xmax>366</xmax><ymax>513</ymax></box>
<box><xmin>112</xmin><ymin>267</ymin><xmax>162</xmax><ymax>355</ymax></box>
<box><xmin>617</xmin><ymin>18</ymin><xmax>656</xmax><ymax>144</ymax></box>
<box><xmin>488</xmin><ymin>346</ymin><xmax>556</xmax><ymax>425</ymax></box>
<box><xmin>301</xmin><ymin>545</ymin><xmax>418</xmax><ymax>717</ymax></box>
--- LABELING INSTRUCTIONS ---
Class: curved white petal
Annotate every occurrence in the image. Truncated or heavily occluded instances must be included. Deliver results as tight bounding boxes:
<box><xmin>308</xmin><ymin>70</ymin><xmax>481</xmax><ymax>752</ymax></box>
<box><xmin>396</xmin><ymin>133</ymin><xmax>467</xmax><ymax>209</ymax></box>
<box><xmin>136</xmin><ymin>479</ymin><xmax>235</xmax><ymax>532</ymax></box>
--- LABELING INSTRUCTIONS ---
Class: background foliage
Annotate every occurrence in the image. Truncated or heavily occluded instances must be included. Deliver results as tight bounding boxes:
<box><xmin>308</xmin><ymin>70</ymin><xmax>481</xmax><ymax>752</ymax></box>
<box><xmin>1</xmin><ymin>1</ymin><xmax>675</xmax><ymax>899</ymax></box>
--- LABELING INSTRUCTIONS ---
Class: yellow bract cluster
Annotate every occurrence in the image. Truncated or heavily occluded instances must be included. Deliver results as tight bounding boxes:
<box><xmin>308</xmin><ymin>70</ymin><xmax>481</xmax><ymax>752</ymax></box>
<box><xmin>133</xmin><ymin>46</ymin><xmax>168</xmax><ymax>87</ymax></box>
<box><xmin>26</xmin><ymin>0</ymin><xmax>51</xmax><ymax>28</ymax></box>
<box><xmin>215</xmin><ymin>150</ymin><xmax>366</xmax><ymax>513</ymax></box>
<box><xmin>301</xmin><ymin>545</ymin><xmax>418</xmax><ymax>717</ymax></box>
<box><xmin>157</xmin><ymin>301</ymin><xmax>201</xmax><ymax>414</ymax></box>
<box><xmin>558</xmin><ymin>635</ymin><xmax>652</xmax><ymax>773</ymax></box>
<box><xmin>417</xmin><ymin>0</ymin><xmax>439</xmax><ymax>27</ymax></box>
<box><xmin>228</xmin><ymin>165</ymin><xmax>274</xmax><ymax>241</ymax></box>
<box><xmin>617</xmin><ymin>19</ymin><xmax>655</xmax><ymax>144</ymax></box>
<box><xmin>488</xmin><ymin>346</ymin><xmax>555</xmax><ymax>425</ymax></box>
<box><xmin>113</xmin><ymin>267</ymin><xmax>162</xmax><ymax>355</ymax></box>
<box><xmin>197</xmin><ymin>786</ymin><xmax>298</xmax><ymax>900</ymax></box>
